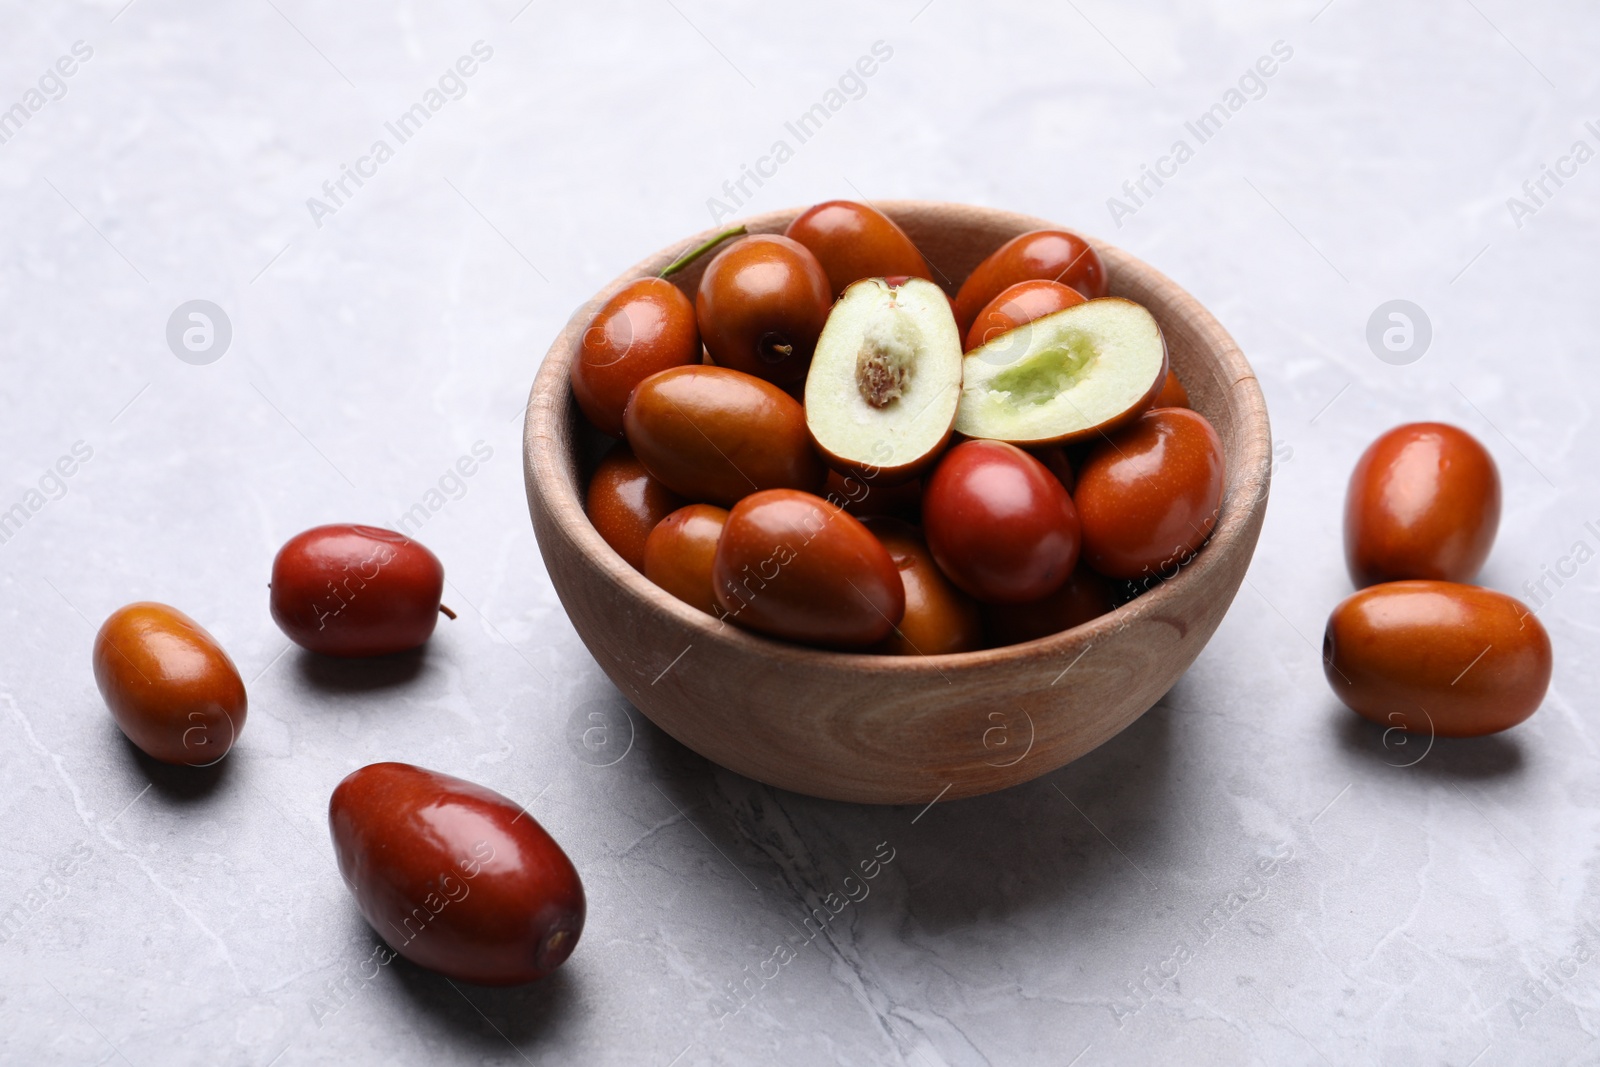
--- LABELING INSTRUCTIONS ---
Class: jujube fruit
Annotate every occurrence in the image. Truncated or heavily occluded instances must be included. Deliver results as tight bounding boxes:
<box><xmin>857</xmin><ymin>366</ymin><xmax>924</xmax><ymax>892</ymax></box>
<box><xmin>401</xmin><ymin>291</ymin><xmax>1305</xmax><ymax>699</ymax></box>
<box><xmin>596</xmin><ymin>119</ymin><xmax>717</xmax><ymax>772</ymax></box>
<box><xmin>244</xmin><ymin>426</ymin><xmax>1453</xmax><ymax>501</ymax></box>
<box><xmin>1323</xmin><ymin>581</ymin><xmax>1550</xmax><ymax>737</ymax></box>
<box><xmin>785</xmin><ymin>200</ymin><xmax>933</xmax><ymax>299</ymax></box>
<box><xmin>271</xmin><ymin>525</ymin><xmax>451</xmax><ymax>657</ymax></box>
<box><xmin>571</xmin><ymin>277</ymin><xmax>700</xmax><ymax>437</ymax></box>
<box><xmin>983</xmin><ymin>567</ymin><xmax>1115</xmax><ymax>647</ymax></box>
<box><xmin>643</xmin><ymin>504</ymin><xmax>728</xmax><ymax>615</ymax></box>
<box><xmin>922</xmin><ymin>440</ymin><xmax>1080</xmax><ymax>604</ymax></box>
<box><xmin>963</xmin><ymin>279</ymin><xmax>1086</xmax><ymax>352</ymax></box>
<box><xmin>586</xmin><ymin>445</ymin><xmax>685</xmax><ymax>570</ymax></box>
<box><xmin>329</xmin><ymin>762</ymin><xmax>585</xmax><ymax>986</ymax></box>
<box><xmin>1075</xmin><ymin>409</ymin><xmax>1224</xmax><ymax>581</ymax></box>
<box><xmin>713</xmin><ymin>489</ymin><xmax>904</xmax><ymax>648</ymax></box>
<box><xmin>623</xmin><ymin>365</ymin><xmax>824</xmax><ymax>507</ymax></box>
<box><xmin>952</xmin><ymin>229</ymin><xmax>1108</xmax><ymax>334</ymax></box>
<box><xmin>695</xmin><ymin>234</ymin><xmax>831</xmax><ymax>389</ymax></box>
<box><xmin>1344</xmin><ymin>422</ymin><xmax>1500</xmax><ymax>588</ymax></box>
<box><xmin>93</xmin><ymin>602</ymin><xmax>247</xmax><ymax>766</ymax></box>
<box><xmin>863</xmin><ymin>518</ymin><xmax>982</xmax><ymax>655</ymax></box>
<box><xmin>804</xmin><ymin>277</ymin><xmax>962</xmax><ymax>482</ymax></box>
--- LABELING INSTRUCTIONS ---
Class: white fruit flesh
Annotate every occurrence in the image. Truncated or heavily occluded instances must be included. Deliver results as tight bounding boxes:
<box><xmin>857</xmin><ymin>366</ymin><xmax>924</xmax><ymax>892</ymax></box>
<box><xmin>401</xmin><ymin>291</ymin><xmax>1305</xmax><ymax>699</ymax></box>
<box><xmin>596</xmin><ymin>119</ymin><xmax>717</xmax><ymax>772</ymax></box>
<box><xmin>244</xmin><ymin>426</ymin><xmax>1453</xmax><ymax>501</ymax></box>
<box><xmin>955</xmin><ymin>298</ymin><xmax>1166</xmax><ymax>445</ymax></box>
<box><xmin>805</xmin><ymin>278</ymin><xmax>963</xmax><ymax>476</ymax></box>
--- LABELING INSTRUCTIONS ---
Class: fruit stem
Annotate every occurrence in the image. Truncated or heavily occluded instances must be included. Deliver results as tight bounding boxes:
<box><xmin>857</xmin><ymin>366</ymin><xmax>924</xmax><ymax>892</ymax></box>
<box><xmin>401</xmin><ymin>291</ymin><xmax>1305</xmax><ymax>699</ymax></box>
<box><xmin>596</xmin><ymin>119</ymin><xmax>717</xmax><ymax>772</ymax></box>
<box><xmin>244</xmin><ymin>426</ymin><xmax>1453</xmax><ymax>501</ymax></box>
<box><xmin>439</xmin><ymin>604</ymin><xmax>458</xmax><ymax>620</ymax></box>
<box><xmin>659</xmin><ymin>225</ymin><xmax>746</xmax><ymax>278</ymax></box>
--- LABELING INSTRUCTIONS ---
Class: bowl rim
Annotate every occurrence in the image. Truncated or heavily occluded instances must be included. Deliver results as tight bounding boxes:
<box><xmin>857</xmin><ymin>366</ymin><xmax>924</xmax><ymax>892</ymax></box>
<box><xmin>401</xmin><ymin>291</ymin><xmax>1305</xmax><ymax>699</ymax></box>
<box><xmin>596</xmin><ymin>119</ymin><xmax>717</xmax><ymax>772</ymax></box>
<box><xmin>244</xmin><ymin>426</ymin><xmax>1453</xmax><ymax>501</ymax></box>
<box><xmin>525</xmin><ymin>199</ymin><xmax>1271</xmax><ymax>673</ymax></box>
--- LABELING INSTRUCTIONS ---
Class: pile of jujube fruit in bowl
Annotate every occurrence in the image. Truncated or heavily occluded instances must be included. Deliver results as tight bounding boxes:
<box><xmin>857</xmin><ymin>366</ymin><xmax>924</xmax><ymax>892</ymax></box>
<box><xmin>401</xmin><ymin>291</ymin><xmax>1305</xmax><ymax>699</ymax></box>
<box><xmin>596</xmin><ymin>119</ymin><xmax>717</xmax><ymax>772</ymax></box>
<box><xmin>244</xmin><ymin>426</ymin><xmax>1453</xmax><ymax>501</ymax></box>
<box><xmin>572</xmin><ymin>200</ymin><xmax>1225</xmax><ymax>653</ymax></box>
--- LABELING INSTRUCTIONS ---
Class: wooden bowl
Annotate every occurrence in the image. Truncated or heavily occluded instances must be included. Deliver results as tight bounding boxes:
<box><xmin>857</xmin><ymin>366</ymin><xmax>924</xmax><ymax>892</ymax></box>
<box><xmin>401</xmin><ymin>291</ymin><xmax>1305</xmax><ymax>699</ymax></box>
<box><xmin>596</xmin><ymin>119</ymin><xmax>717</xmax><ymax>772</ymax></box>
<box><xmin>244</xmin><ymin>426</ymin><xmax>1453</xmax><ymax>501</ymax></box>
<box><xmin>524</xmin><ymin>201</ymin><xmax>1270</xmax><ymax>805</ymax></box>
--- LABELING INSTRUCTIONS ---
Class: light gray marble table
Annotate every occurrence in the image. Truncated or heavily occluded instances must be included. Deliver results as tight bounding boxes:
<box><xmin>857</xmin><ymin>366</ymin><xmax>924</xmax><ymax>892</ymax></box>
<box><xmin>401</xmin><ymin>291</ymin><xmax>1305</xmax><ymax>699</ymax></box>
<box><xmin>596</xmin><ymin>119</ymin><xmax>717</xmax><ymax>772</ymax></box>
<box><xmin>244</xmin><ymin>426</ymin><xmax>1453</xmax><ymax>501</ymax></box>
<box><xmin>2</xmin><ymin>1</ymin><xmax>1596</xmax><ymax>1063</ymax></box>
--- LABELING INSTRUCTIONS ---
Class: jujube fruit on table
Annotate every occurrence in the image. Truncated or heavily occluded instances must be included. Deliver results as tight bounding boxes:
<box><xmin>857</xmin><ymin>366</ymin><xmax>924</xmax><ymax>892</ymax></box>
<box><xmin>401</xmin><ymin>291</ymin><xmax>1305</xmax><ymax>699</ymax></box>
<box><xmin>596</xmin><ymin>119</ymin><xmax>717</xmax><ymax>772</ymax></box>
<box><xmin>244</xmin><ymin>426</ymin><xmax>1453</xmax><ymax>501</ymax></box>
<box><xmin>623</xmin><ymin>365</ymin><xmax>824</xmax><ymax>507</ymax></box>
<box><xmin>1074</xmin><ymin>408</ymin><xmax>1224</xmax><ymax>581</ymax></box>
<box><xmin>713</xmin><ymin>489</ymin><xmax>904</xmax><ymax>648</ymax></box>
<box><xmin>329</xmin><ymin>762</ymin><xmax>585</xmax><ymax>986</ymax></box>
<box><xmin>1323</xmin><ymin>581</ymin><xmax>1550</xmax><ymax>737</ymax></box>
<box><xmin>271</xmin><ymin>525</ymin><xmax>451</xmax><ymax>657</ymax></box>
<box><xmin>695</xmin><ymin>234</ymin><xmax>831</xmax><ymax>390</ymax></box>
<box><xmin>586</xmin><ymin>445</ymin><xmax>685</xmax><ymax>570</ymax></box>
<box><xmin>1344</xmin><ymin>422</ymin><xmax>1500</xmax><ymax>587</ymax></box>
<box><xmin>922</xmin><ymin>440</ymin><xmax>1081</xmax><ymax>604</ymax></box>
<box><xmin>93</xmin><ymin>602</ymin><xmax>247</xmax><ymax>766</ymax></box>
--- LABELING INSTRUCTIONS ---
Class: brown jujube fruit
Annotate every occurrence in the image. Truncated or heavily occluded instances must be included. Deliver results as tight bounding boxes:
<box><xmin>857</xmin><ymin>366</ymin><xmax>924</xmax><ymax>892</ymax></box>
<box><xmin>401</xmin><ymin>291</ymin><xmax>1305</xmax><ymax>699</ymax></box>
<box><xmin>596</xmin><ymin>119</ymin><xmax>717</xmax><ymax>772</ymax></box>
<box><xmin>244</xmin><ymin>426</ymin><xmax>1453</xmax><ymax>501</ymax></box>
<box><xmin>1154</xmin><ymin>370</ymin><xmax>1189</xmax><ymax>409</ymax></box>
<box><xmin>329</xmin><ymin>762</ymin><xmax>585</xmax><ymax>986</ymax></box>
<box><xmin>823</xmin><ymin>469</ymin><xmax>923</xmax><ymax>520</ymax></box>
<box><xmin>586</xmin><ymin>445</ymin><xmax>684</xmax><ymax>570</ymax></box>
<box><xmin>93</xmin><ymin>602</ymin><xmax>247</xmax><ymax>766</ymax></box>
<box><xmin>571</xmin><ymin>277</ymin><xmax>700</xmax><ymax>437</ymax></box>
<box><xmin>1323</xmin><ymin>581</ymin><xmax>1550</xmax><ymax>737</ymax></box>
<box><xmin>963</xmin><ymin>279</ymin><xmax>1086</xmax><ymax>352</ymax></box>
<box><xmin>863</xmin><ymin>518</ymin><xmax>982</xmax><ymax>655</ymax></box>
<box><xmin>922</xmin><ymin>440</ymin><xmax>1080</xmax><ymax>604</ymax></box>
<box><xmin>1075</xmin><ymin>409</ymin><xmax>1224</xmax><ymax>581</ymax></box>
<box><xmin>1344</xmin><ymin>422</ymin><xmax>1500</xmax><ymax>588</ymax></box>
<box><xmin>713</xmin><ymin>489</ymin><xmax>904</xmax><ymax>648</ymax></box>
<box><xmin>623</xmin><ymin>365</ymin><xmax>824</xmax><ymax>507</ymax></box>
<box><xmin>952</xmin><ymin>230</ymin><xmax>1108</xmax><ymax>334</ymax></box>
<box><xmin>785</xmin><ymin>200</ymin><xmax>933</xmax><ymax>299</ymax></box>
<box><xmin>983</xmin><ymin>567</ymin><xmax>1115</xmax><ymax>647</ymax></box>
<box><xmin>271</xmin><ymin>525</ymin><xmax>450</xmax><ymax>657</ymax></box>
<box><xmin>643</xmin><ymin>504</ymin><xmax>728</xmax><ymax>615</ymax></box>
<box><xmin>695</xmin><ymin>235</ymin><xmax>831</xmax><ymax>389</ymax></box>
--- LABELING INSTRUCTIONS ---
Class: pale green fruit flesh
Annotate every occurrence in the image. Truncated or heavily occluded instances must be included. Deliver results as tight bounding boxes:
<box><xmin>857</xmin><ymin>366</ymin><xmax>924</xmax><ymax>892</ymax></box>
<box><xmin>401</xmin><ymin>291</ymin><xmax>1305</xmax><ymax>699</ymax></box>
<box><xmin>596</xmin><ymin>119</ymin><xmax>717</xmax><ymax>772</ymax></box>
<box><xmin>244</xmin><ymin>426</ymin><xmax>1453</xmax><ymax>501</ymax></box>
<box><xmin>804</xmin><ymin>277</ymin><xmax>963</xmax><ymax>475</ymax></box>
<box><xmin>955</xmin><ymin>298</ymin><xmax>1166</xmax><ymax>445</ymax></box>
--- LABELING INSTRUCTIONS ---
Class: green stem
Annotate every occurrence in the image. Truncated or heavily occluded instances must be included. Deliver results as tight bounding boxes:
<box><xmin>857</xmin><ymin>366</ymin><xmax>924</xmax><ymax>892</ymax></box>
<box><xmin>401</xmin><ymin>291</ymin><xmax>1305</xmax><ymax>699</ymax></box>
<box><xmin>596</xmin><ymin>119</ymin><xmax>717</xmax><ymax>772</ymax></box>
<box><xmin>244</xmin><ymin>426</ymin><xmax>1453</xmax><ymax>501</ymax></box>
<box><xmin>659</xmin><ymin>224</ymin><xmax>747</xmax><ymax>278</ymax></box>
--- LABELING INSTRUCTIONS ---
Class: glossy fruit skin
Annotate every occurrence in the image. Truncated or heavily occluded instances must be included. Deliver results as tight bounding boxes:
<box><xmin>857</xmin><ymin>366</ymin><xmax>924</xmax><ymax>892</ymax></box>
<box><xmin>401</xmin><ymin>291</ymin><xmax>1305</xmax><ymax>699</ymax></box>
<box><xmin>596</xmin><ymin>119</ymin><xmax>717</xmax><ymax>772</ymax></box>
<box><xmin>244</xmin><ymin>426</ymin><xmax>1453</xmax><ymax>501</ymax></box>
<box><xmin>952</xmin><ymin>230</ymin><xmax>1108</xmax><ymax>334</ymax></box>
<box><xmin>1344</xmin><ymin>422</ymin><xmax>1500</xmax><ymax>588</ymax></box>
<box><xmin>983</xmin><ymin>567</ymin><xmax>1116</xmax><ymax>647</ymax></box>
<box><xmin>1075</xmin><ymin>409</ymin><xmax>1224</xmax><ymax>581</ymax></box>
<box><xmin>271</xmin><ymin>526</ymin><xmax>447</xmax><ymax>657</ymax></box>
<box><xmin>586</xmin><ymin>445</ymin><xmax>684</xmax><ymax>570</ymax></box>
<box><xmin>713</xmin><ymin>490</ymin><xmax>904</xmax><ymax>648</ymax></box>
<box><xmin>329</xmin><ymin>763</ymin><xmax>585</xmax><ymax>986</ymax></box>
<box><xmin>643</xmin><ymin>504</ymin><xmax>728</xmax><ymax>615</ymax></box>
<box><xmin>823</xmin><ymin>469</ymin><xmax>923</xmax><ymax>520</ymax></box>
<box><xmin>695</xmin><ymin>235</ymin><xmax>832</xmax><ymax>389</ymax></box>
<box><xmin>863</xmin><ymin>518</ymin><xmax>982</xmax><ymax>655</ymax></box>
<box><xmin>572</xmin><ymin>278</ymin><xmax>699</xmax><ymax>437</ymax></box>
<box><xmin>1323</xmin><ymin>581</ymin><xmax>1551</xmax><ymax>737</ymax></box>
<box><xmin>623</xmin><ymin>365</ymin><xmax>824</xmax><ymax>507</ymax></box>
<box><xmin>1155</xmin><ymin>370</ymin><xmax>1190</xmax><ymax>409</ymax></box>
<box><xmin>784</xmin><ymin>201</ymin><xmax>933</xmax><ymax>299</ymax></box>
<box><xmin>963</xmin><ymin>279</ymin><xmax>1086</xmax><ymax>352</ymax></box>
<box><xmin>93</xmin><ymin>603</ymin><xmax>247</xmax><ymax>766</ymax></box>
<box><xmin>922</xmin><ymin>440</ymin><xmax>1081</xmax><ymax>604</ymax></box>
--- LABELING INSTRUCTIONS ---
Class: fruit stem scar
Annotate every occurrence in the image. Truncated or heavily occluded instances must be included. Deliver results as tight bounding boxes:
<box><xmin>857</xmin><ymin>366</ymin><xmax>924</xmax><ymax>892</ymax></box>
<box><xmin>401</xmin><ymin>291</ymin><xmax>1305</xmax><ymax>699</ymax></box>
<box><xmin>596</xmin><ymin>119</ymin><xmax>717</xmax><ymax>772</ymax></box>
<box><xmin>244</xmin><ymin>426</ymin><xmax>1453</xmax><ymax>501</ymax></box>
<box><xmin>759</xmin><ymin>335</ymin><xmax>793</xmax><ymax>364</ymax></box>
<box><xmin>659</xmin><ymin>224</ymin><xmax>747</xmax><ymax>278</ymax></box>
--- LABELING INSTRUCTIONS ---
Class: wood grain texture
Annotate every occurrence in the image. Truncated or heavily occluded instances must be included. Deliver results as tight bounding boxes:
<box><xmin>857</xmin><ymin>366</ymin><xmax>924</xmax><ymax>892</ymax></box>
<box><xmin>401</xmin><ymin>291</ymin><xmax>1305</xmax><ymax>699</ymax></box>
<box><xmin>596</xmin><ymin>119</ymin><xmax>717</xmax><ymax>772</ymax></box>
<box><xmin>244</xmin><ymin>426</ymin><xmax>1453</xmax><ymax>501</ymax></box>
<box><xmin>524</xmin><ymin>201</ymin><xmax>1271</xmax><ymax>805</ymax></box>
